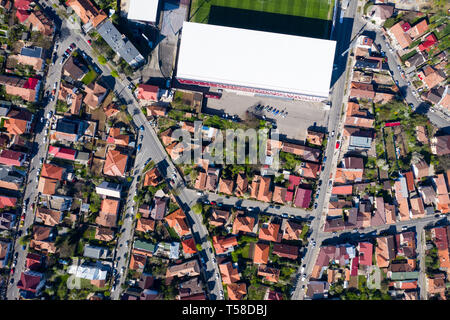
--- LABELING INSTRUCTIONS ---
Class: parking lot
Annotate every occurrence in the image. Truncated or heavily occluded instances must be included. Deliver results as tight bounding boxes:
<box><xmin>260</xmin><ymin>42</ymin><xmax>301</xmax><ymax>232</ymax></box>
<box><xmin>204</xmin><ymin>91</ymin><xmax>331</xmax><ymax>141</ymax></box>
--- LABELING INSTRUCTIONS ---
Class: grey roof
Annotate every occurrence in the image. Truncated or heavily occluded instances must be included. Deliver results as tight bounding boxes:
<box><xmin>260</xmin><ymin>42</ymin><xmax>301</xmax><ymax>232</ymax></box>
<box><xmin>349</xmin><ymin>136</ymin><xmax>372</xmax><ymax>149</ymax></box>
<box><xmin>96</xmin><ymin>20</ymin><xmax>145</xmax><ymax>68</ymax></box>
<box><xmin>48</xmin><ymin>195</ymin><xmax>73</xmax><ymax>211</ymax></box>
<box><xmin>83</xmin><ymin>245</ymin><xmax>108</xmax><ymax>259</ymax></box>
<box><xmin>76</xmin><ymin>151</ymin><xmax>90</xmax><ymax>161</ymax></box>
<box><xmin>406</xmin><ymin>52</ymin><xmax>425</xmax><ymax>68</ymax></box>
<box><xmin>20</xmin><ymin>46</ymin><xmax>43</xmax><ymax>59</ymax></box>
<box><xmin>354</xmin><ymin>58</ymin><xmax>380</xmax><ymax>70</ymax></box>
<box><xmin>0</xmin><ymin>105</ymin><xmax>10</xmax><ymax>117</ymax></box>
<box><xmin>56</xmin><ymin>118</ymin><xmax>79</xmax><ymax>135</ymax></box>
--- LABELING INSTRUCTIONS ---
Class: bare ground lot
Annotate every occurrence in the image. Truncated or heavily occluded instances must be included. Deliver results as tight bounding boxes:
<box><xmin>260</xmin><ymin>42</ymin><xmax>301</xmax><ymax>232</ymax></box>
<box><xmin>204</xmin><ymin>91</ymin><xmax>330</xmax><ymax>141</ymax></box>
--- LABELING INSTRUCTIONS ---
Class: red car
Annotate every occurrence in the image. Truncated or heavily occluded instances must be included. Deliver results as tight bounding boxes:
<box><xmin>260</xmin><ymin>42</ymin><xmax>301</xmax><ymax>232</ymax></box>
<box><xmin>87</xmin><ymin>39</ymin><xmax>92</xmax><ymax>45</ymax></box>
<box><xmin>70</xmin><ymin>43</ymin><xmax>76</xmax><ymax>50</ymax></box>
<box><xmin>10</xmin><ymin>267</ymin><xmax>14</xmax><ymax>275</ymax></box>
<box><xmin>336</xmin><ymin>141</ymin><xmax>340</xmax><ymax>149</ymax></box>
<box><xmin>65</xmin><ymin>49</ymin><xmax>71</xmax><ymax>55</ymax></box>
<box><xmin>210</xmin><ymin>201</ymin><xmax>217</xmax><ymax>206</ymax></box>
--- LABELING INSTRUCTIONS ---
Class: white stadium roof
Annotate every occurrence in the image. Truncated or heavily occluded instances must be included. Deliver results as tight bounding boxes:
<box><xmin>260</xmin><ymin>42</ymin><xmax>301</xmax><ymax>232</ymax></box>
<box><xmin>177</xmin><ymin>22</ymin><xmax>337</xmax><ymax>99</ymax></box>
<box><xmin>127</xmin><ymin>0</ymin><xmax>159</xmax><ymax>23</ymax></box>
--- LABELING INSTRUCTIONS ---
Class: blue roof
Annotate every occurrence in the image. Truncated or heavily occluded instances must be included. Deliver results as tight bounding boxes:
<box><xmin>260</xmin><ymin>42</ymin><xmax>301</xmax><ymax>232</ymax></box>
<box><xmin>20</xmin><ymin>46</ymin><xmax>43</xmax><ymax>59</ymax></box>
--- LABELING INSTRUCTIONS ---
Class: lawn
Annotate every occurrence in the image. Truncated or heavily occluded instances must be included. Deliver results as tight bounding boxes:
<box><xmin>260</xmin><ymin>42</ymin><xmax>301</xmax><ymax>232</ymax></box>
<box><xmin>190</xmin><ymin>0</ymin><xmax>334</xmax><ymax>39</ymax></box>
<box><xmin>248</xmin><ymin>284</ymin><xmax>268</xmax><ymax>300</ymax></box>
<box><xmin>81</xmin><ymin>68</ymin><xmax>98</xmax><ymax>85</ymax></box>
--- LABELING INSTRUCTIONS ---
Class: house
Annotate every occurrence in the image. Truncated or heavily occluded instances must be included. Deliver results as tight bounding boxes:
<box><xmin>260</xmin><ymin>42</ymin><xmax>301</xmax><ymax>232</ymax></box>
<box><xmin>306</xmin><ymin>130</ymin><xmax>325</xmax><ymax>146</ymax></box>
<box><xmin>209</xmin><ymin>208</ymin><xmax>230</xmax><ymax>227</ymax></box>
<box><xmin>349</xmin><ymin>82</ymin><xmax>375</xmax><ymax>100</ymax></box>
<box><xmin>367</xmin><ymin>4</ymin><xmax>394</xmax><ymax>25</ymax></box>
<box><xmin>54</xmin><ymin>118</ymin><xmax>85</xmax><ymax>142</ymax></box>
<box><xmin>405</xmin><ymin>52</ymin><xmax>426</xmax><ymax>68</ymax></box>
<box><xmin>136</xmin><ymin>218</ymin><xmax>155</xmax><ymax>233</ymax></box>
<box><xmin>422</xmin><ymin>86</ymin><xmax>446</xmax><ymax>106</ymax></box>
<box><xmin>35</xmin><ymin>207</ymin><xmax>63</xmax><ymax>226</ymax></box>
<box><xmin>335</xmin><ymin>157</ymin><xmax>364</xmax><ymax>183</ymax></box>
<box><xmin>305</xmin><ymin>281</ymin><xmax>329</xmax><ymax>300</ymax></box>
<box><xmin>410</xmin><ymin>196</ymin><xmax>425</xmax><ymax>219</ymax></box>
<box><xmin>427</xmin><ymin>275</ymin><xmax>446</xmax><ymax>299</ymax></box>
<box><xmin>146</xmin><ymin>105</ymin><xmax>168</xmax><ymax>117</ymax></box>
<box><xmin>0</xmin><ymin>212</ymin><xmax>16</xmax><ymax>230</ymax></box>
<box><xmin>376</xmin><ymin>235</ymin><xmax>396</xmax><ymax>268</ymax></box>
<box><xmin>0</xmin><ymin>149</ymin><xmax>26</xmax><ymax>166</ymax></box>
<box><xmin>227</xmin><ymin>283</ymin><xmax>246</xmax><ymax>300</ymax></box>
<box><xmin>218</xmin><ymin>262</ymin><xmax>240</xmax><ymax>284</ymax></box>
<box><xmin>272</xmin><ymin>186</ymin><xmax>287</xmax><ymax>204</ymax></box>
<box><xmin>41</xmin><ymin>164</ymin><xmax>65</xmax><ymax>181</ymax></box>
<box><xmin>96</xmin><ymin>19</ymin><xmax>145</xmax><ymax>68</ymax></box>
<box><xmin>103</xmin><ymin>148</ymin><xmax>128</xmax><ymax>177</ymax></box>
<box><xmin>166</xmin><ymin>260</ymin><xmax>200</xmax><ymax>278</ymax></box>
<box><xmin>143</xmin><ymin>168</ymin><xmax>160</xmax><ymax>187</ymax></box>
<box><xmin>150</xmin><ymin>197</ymin><xmax>168</xmax><ymax>220</ymax></box>
<box><xmin>17</xmin><ymin>271</ymin><xmax>45</xmax><ymax>298</ymax></box>
<box><xmin>30</xmin><ymin>225</ymin><xmax>56</xmax><ymax>254</ymax></box>
<box><xmin>84</xmin><ymin>82</ymin><xmax>108</xmax><ymax>110</ymax></box>
<box><xmin>137</xmin><ymin>84</ymin><xmax>160</xmax><ymax>102</ymax></box>
<box><xmin>419</xmin><ymin>33</ymin><xmax>438</xmax><ymax>52</ymax></box>
<box><xmin>272</xmin><ymin>243</ymin><xmax>298</xmax><ymax>260</ymax></box>
<box><xmin>96</xmin><ymin>181</ymin><xmax>122</xmax><ymax>199</ymax></box>
<box><xmin>348</xmin><ymin>133</ymin><xmax>373</xmax><ymax>150</ymax></box>
<box><xmin>418</xmin><ymin>66</ymin><xmax>446</xmax><ymax>90</ymax></box>
<box><xmin>106</xmin><ymin>128</ymin><xmax>130</xmax><ymax>146</ymax></box>
<box><xmin>83</xmin><ymin>245</ymin><xmax>109</xmax><ymax>260</ymax></box>
<box><xmin>0</xmin><ymin>196</ymin><xmax>17</xmax><ymax>209</ymax></box>
<box><xmin>408</xmin><ymin>19</ymin><xmax>429</xmax><ymax>39</ymax></box>
<box><xmin>388</xmin><ymin>21</ymin><xmax>413</xmax><ymax>49</ymax></box>
<box><xmin>294</xmin><ymin>187</ymin><xmax>312</xmax><ymax>208</ymax></box>
<box><xmin>232</xmin><ymin>212</ymin><xmax>256</xmax><ymax>235</ymax></box>
<box><xmin>129</xmin><ymin>253</ymin><xmax>146</xmax><ymax>271</ymax></box>
<box><xmin>371</xmin><ymin>197</ymin><xmax>386</xmax><ymax>227</ymax></box>
<box><xmin>0</xmin><ymin>240</ymin><xmax>10</xmax><ymax>268</ymax></box>
<box><xmin>165</xmin><ymin>209</ymin><xmax>190</xmax><ymax>237</ymax></box>
<box><xmin>282</xmin><ymin>220</ymin><xmax>303</xmax><ymax>241</ymax></box>
<box><xmin>331</xmin><ymin>185</ymin><xmax>353</xmax><ymax>195</ymax></box>
<box><xmin>25</xmin><ymin>253</ymin><xmax>44</xmax><ymax>271</ymax></box>
<box><xmin>181</xmin><ymin>237</ymin><xmax>197</xmax><ymax>255</ymax></box>
<box><xmin>26</xmin><ymin>10</ymin><xmax>54</xmax><ymax>36</ymax></box>
<box><xmin>431</xmin><ymin>135</ymin><xmax>450</xmax><ymax>156</ymax></box>
<box><xmin>132</xmin><ymin>240</ymin><xmax>156</xmax><ymax>257</ymax></box>
<box><xmin>103</xmin><ymin>103</ymin><xmax>120</xmax><ymax>118</ymax></box>
<box><xmin>66</xmin><ymin>0</ymin><xmax>107</xmax><ymax>29</ymax></box>
<box><xmin>95</xmin><ymin>199</ymin><xmax>119</xmax><ymax>228</ymax></box>
<box><xmin>358</xmin><ymin>242</ymin><xmax>373</xmax><ymax>266</ymax></box>
<box><xmin>345</xmin><ymin>102</ymin><xmax>374</xmax><ymax>128</ymax></box>
<box><xmin>205</xmin><ymin>167</ymin><xmax>219</xmax><ymax>192</ymax></box>
<box><xmin>160</xmin><ymin>128</ymin><xmax>176</xmax><ymax>146</ymax></box>
<box><xmin>280</xmin><ymin>142</ymin><xmax>321</xmax><ymax>162</ymax></box>
<box><xmin>411</xmin><ymin>158</ymin><xmax>431</xmax><ymax>179</ymax></box>
<box><xmin>433</xmin><ymin>174</ymin><xmax>450</xmax><ymax>213</ymax></box>
<box><xmin>95</xmin><ymin>226</ymin><xmax>114</xmax><ymax>241</ymax></box>
<box><xmin>257</xmin><ymin>265</ymin><xmax>280</xmax><ymax>283</ymax></box>
<box><xmin>0</xmin><ymin>75</ymin><xmax>40</xmax><ymax>102</ymax></box>
<box><xmin>63</xmin><ymin>56</ymin><xmax>88</xmax><ymax>81</ymax></box>
<box><xmin>212</xmin><ymin>235</ymin><xmax>238</xmax><ymax>255</ymax></box>
<box><xmin>178</xmin><ymin>277</ymin><xmax>205</xmax><ymax>300</ymax></box>
<box><xmin>253</xmin><ymin>242</ymin><xmax>270</xmax><ymax>264</ymax></box>
<box><xmin>14</xmin><ymin>0</ymin><xmax>31</xmax><ymax>22</ymax></box>
<box><xmin>354</xmin><ymin>57</ymin><xmax>383</xmax><ymax>71</ymax></box>
<box><xmin>234</xmin><ymin>173</ymin><xmax>248</xmax><ymax>197</ymax></box>
<box><xmin>299</xmin><ymin>162</ymin><xmax>320</xmax><ymax>179</ymax></box>
<box><xmin>419</xmin><ymin>185</ymin><xmax>437</xmax><ymax>205</ymax></box>
<box><xmin>10</xmin><ymin>47</ymin><xmax>44</xmax><ymax>72</ymax></box>
<box><xmin>218</xmin><ymin>177</ymin><xmax>234</xmax><ymax>195</ymax></box>
<box><xmin>67</xmin><ymin>262</ymin><xmax>109</xmax><ymax>288</ymax></box>
<box><xmin>259</xmin><ymin>222</ymin><xmax>281</xmax><ymax>242</ymax></box>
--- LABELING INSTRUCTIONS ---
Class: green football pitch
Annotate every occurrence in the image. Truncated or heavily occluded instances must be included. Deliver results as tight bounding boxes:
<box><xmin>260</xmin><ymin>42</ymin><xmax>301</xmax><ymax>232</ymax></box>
<box><xmin>190</xmin><ymin>0</ymin><xmax>334</xmax><ymax>24</ymax></box>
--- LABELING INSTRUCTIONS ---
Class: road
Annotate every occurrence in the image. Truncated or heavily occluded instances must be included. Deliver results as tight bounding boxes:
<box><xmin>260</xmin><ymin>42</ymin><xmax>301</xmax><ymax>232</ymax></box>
<box><xmin>6</xmin><ymin>2</ymin><xmax>67</xmax><ymax>298</ymax></box>
<box><xmin>291</xmin><ymin>0</ymin><xmax>360</xmax><ymax>300</ymax></box>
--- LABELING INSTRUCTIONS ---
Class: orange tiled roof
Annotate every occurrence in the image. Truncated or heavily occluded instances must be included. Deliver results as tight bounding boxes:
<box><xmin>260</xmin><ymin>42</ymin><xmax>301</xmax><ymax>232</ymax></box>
<box><xmin>165</xmin><ymin>209</ymin><xmax>190</xmax><ymax>237</ymax></box>
<box><xmin>219</xmin><ymin>262</ymin><xmax>240</xmax><ymax>284</ymax></box>
<box><xmin>253</xmin><ymin>242</ymin><xmax>269</xmax><ymax>264</ymax></box>
<box><xmin>37</xmin><ymin>177</ymin><xmax>57</xmax><ymax>195</ymax></box>
<box><xmin>103</xmin><ymin>148</ymin><xmax>128</xmax><ymax>177</ymax></box>
<box><xmin>218</xmin><ymin>177</ymin><xmax>234</xmax><ymax>195</ymax></box>
<box><xmin>41</xmin><ymin>163</ymin><xmax>64</xmax><ymax>180</ymax></box>
<box><xmin>258</xmin><ymin>222</ymin><xmax>280</xmax><ymax>242</ymax></box>
<box><xmin>227</xmin><ymin>283</ymin><xmax>246</xmax><ymax>300</ymax></box>
<box><xmin>232</xmin><ymin>214</ymin><xmax>255</xmax><ymax>235</ymax></box>
<box><xmin>136</xmin><ymin>218</ymin><xmax>155</xmax><ymax>233</ymax></box>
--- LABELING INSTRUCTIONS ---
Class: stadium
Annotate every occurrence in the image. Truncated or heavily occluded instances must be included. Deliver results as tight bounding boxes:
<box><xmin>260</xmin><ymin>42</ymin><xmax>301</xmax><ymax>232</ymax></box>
<box><xmin>176</xmin><ymin>22</ymin><xmax>337</xmax><ymax>101</ymax></box>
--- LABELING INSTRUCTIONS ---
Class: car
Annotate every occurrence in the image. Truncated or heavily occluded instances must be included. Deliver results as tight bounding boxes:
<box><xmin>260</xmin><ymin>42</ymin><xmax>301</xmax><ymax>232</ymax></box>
<box><xmin>70</xmin><ymin>43</ymin><xmax>76</xmax><ymax>50</ymax></box>
<box><xmin>332</xmin><ymin>232</ymin><xmax>337</xmax><ymax>236</ymax></box>
<box><xmin>196</xmin><ymin>191</ymin><xmax>203</xmax><ymax>196</ymax></box>
<box><xmin>128</xmin><ymin>84</ymin><xmax>134</xmax><ymax>90</ymax></box>
<box><xmin>440</xmin><ymin>214</ymin><xmax>446</xmax><ymax>218</ymax></box>
<box><xmin>397</xmin><ymin>65</ymin><xmax>401</xmax><ymax>70</ymax></box>
<box><xmin>328</xmin><ymin>180</ymin><xmax>332</xmax><ymax>187</ymax></box>
<box><xmin>137</xmin><ymin>144</ymin><xmax>142</xmax><ymax>151</ymax></box>
<box><xmin>336</xmin><ymin>141</ymin><xmax>340</xmax><ymax>149</ymax></box>
<box><xmin>139</xmin><ymin>125</ymin><xmax>144</xmax><ymax>131</ymax></box>
<box><xmin>330</xmin><ymin>131</ymin><xmax>335</xmax><ymax>137</ymax></box>
<box><xmin>10</xmin><ymin>267</ymin><xmax>14</xmax><ymax>275</ymax></box>
<box><xmin>210</xmin><ymin>201</ymin><xmax>217</xmax><ymax>206</ymax></box>
<box><xmin>86</xmin><ymin>38</ymin><xmax>92</xmax><ymax>45</ymax></box>
<box><xmin>121</xmin><ymin>267</ymin><xmax>125</xmax><ymax>275</ymax></box>
<box><xmin>40</xmin><ymin>158</ymin><xmax>44</xmax><ymax>165</ymax></box>
<box><xmin>401</xmin><ymin>226</ymin><xmax>408</xmax><ymax>231</ymax></box>
<box><xmin>315</xmin><ymin>193</ymin><xmax>319</xmax><ymax>199</ymax></box>
<box><xmin>9</xmin><ymin>278</ymin><xmax>14</xmax><ymax>285</ymax></box>
<box><xmin>408</xmin><ymin>103</ymin><xmax>414</xmax><ymax>109</ymax></box>
<box><xmin>301</xmin><ymin>275</ymin><xmax>306</xmax><ymax>281</ymax></box>
<box><xmin>65</xmin><ymin>49</ymin><xmax>71</xmax><ymax>55</ymax></box>
<box><xmin>300</xmin><ymin>266</ymin><xmax>305</xmax><ymax>273</ymax></box>
<box><xmin>395</xmin><ymin>80</ymin><xmax>399</xmax><ymax>86</ymax></box>
<box><xmin>323</xmin><ymin>156</ymin><xmax>327</xmax><ymax>163</ymax></box>
<box><xmin>314</xmin><ymin>203</ymin><xmax>318</xmax><ymax>209</ymax></box>
<box><xmin>435</xmin><ymin>214</ymin><xmax>441</xmax><ymax>218</ymax></box>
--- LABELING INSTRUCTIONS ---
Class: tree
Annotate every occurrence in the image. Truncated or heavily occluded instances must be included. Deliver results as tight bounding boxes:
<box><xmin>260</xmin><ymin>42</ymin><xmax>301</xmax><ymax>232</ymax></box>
<box><xmin>98</xmin><ymin>55</ymin><xmax>107</xmax><ymax>65</ymax></box>
<box><xmin>111</xmin><ymin>70</ymin><xmax>119</xmax><ymax>78</ymax></box>
<box><xmin>192</xmin><ymin>203</ymin><xmax>203</xmax><ymax>214</ymax></box>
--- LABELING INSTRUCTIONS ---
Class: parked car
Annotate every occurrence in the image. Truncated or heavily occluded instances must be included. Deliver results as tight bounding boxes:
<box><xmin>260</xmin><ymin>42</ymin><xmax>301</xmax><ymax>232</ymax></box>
<box><xmin>336</xmin><ymin>141</ymin><xmax>340</xmax><ymax>149</ymax></box>
<box><xmin>137</xmin><ymin>144</ymin><xmax>142</xmax><ymax>151</ymax></box>
<box><xmin>210</xmin><ymin>201</ymin><xmax>217</xmax><ymax>206</ymax></box>
<box><xmin>70</xmin><ymin>43</ymin><xmax>76</xmax><ymax>50</ymax></box>
<box><xmin>139</xmin><ymin>125</ymin><xmax>144</xmax><ymax>131</ymax></box>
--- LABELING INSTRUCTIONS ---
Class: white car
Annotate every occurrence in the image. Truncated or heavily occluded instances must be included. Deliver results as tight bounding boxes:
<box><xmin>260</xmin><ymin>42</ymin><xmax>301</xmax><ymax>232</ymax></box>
<box><xmin>301</xmin><ymin>275</ymin><xmax>306</xmax><ymax>281</ymax></box>
<box><xmin>330</xmin><ymin>131</ymin><xmax>335</xmax><ymax>137</ymax></box>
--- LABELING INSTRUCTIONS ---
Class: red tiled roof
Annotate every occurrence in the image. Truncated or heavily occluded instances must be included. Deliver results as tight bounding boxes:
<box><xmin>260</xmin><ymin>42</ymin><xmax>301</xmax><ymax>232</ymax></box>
<box><xmin>358</xmin><ymin>242</ymin><xmax>373</xmax><ymax>266</ymax></box>
<box><xmin>0</xmin><ymin>196</ymin><xmax>17</xmax><ymax>208</ymax></box>
<box><xmin>293</xmin><ymin>188</ymin><xmax>312</xmax><ymax>208</ymax></box>
<box><xmin>48</xmin><ymin>146</ymin><xmax>76</xmax><ymax>160</ymax></box>
<box><xmin>419</xmin><ymin>33</ymin><xmax>437</xmax><ymax>51</ymax></box>
<box><xmin>16</xmin><ymin>9</ymin><xmax>30</xmax><ymax>22</ymax></box>
<box><xmin>331</xmin><ymin>185</ymin><xmax>353</xmax><ymax>195</ymax></box>
<box><xmin>181</xmin><ymin>238</ymin><xmax>197</xmax><ymax>255</ymax></box>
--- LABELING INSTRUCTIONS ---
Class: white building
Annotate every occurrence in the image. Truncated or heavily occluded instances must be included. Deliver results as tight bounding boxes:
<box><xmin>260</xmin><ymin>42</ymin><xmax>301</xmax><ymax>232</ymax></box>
<box><xmin>68</xmin><ymin>263</ymin><xmax>108</xmax><ymax>280</ymax></box>
<box><xmin>127</xmin><ymin>0</ymin><xmax>159</xmax><ymax>24</ymax></box>
<box><xmin>176</xmin><ymin>22</ymin><xmax>336</xmax><ymax>102</ymax></box>
<box><xmin>96</xmin><ymin>181</ymin><xmax>122</xmax><ymax>199</ymax></box>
